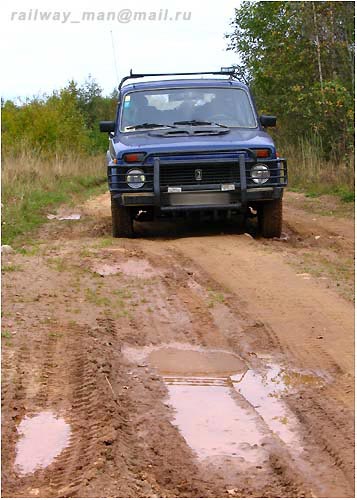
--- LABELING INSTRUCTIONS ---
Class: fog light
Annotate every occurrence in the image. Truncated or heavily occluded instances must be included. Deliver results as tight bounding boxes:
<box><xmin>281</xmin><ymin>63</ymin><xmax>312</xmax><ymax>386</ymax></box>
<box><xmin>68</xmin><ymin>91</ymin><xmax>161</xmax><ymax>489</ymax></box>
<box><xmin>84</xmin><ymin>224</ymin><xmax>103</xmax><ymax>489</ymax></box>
<box><xmin>251</xmin><ymin>164</ymin><xmax>270</xmax><ymax>184</ymax></box>
<box><xmin>126</xmin><ymin>169</ymin><xmax>145</xmax><ymax>189</ymax></box>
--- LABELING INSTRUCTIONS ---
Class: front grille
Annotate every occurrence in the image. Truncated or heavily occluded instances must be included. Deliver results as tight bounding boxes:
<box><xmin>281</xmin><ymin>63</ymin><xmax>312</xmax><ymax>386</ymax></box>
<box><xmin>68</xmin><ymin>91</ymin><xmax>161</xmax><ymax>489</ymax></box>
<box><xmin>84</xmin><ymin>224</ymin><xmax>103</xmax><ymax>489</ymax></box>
<box><xmin>160</xmin><ymin>163</ymin><xmax>239</xmax><ymax>187</ymax></box>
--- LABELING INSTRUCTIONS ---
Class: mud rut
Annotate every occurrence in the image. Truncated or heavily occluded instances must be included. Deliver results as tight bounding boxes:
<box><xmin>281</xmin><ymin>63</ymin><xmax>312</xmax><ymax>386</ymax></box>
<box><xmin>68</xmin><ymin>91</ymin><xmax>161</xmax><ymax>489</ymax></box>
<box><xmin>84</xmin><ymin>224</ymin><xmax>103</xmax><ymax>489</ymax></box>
<box><xmin>2</xmin><ymin>193</ymin><xmax>354</xmax><ymax>498</ymax></box>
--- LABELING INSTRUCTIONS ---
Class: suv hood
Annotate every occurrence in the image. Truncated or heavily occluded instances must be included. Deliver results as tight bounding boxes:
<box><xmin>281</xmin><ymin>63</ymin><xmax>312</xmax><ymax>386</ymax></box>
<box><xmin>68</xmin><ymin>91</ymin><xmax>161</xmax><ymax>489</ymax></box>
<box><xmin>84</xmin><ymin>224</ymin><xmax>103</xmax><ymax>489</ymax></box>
<box><xmin>113</xmin><ymin>128</ymin><xmax>275</xmax><ymax>156</ymax></box>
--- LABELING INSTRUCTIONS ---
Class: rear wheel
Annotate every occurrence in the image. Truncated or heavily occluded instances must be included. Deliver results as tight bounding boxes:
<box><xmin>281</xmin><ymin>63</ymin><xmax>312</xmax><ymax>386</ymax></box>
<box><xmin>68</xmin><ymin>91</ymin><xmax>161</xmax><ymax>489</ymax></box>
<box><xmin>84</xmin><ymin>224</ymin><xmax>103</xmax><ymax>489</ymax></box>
<box><xmin>257</xmin><ymin>198</ymin><xmax>283</xmax><ymax>238</ymax></box>
<box><xmin>111</xmin><ymin>196</ymin><xmax>133</xmax><ymax>238</ymax></box>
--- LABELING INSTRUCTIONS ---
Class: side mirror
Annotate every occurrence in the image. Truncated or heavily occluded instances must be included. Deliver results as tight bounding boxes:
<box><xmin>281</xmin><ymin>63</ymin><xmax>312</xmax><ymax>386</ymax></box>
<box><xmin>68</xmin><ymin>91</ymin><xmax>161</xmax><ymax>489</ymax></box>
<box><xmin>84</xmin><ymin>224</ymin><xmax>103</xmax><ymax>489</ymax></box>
<box><xmin>99</xmin><ymin>121</ymin><xmax>115</xmax><ymax>133</ymax></box>
<box><xmin>260</xmin><ymin>115</ymin><xmax>276</xmax><ymax>127</ymax></box>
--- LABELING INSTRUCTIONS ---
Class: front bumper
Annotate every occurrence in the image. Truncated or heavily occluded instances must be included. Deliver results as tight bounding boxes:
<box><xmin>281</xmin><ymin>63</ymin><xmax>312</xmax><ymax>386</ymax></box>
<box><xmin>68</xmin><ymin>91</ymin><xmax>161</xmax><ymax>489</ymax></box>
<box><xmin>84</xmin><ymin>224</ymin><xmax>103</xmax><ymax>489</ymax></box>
<box><xmin>109</xmin><ymin>149</ymin><xmax>287</xmax><ymax>211</ymax></box>
<box><xmin>115</xmin><ymin>186</ymin><xmax>284</xmax><ymax>210</ymax></box>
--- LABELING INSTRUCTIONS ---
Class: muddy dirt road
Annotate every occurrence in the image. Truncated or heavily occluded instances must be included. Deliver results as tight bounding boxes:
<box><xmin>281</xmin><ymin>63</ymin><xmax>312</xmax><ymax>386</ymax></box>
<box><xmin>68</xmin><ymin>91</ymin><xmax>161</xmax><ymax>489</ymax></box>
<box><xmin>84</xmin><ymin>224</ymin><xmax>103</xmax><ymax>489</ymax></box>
<box><xmin>2</xmin><ymin>191</ymin><xmax>354</xmax><ymax>497</ymax></box>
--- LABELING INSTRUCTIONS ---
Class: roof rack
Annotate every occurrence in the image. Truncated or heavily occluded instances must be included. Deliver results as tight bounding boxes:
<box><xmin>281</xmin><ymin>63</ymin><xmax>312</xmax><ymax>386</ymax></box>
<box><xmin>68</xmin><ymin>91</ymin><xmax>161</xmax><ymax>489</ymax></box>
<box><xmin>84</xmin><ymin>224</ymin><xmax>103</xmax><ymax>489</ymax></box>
<box><xmin>118</xmin><ymin>68</ymin><xmax>239</xmax><ymax>92</ymax></box>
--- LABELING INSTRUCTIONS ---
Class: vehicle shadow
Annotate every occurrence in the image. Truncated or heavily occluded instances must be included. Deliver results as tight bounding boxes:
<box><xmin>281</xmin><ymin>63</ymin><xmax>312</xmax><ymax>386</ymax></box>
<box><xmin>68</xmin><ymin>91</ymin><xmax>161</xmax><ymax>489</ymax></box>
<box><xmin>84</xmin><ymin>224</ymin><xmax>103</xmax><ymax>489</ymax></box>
<box><xmin>133</xmin><ymin>215</ymin><xmax>259</xmax><ymax>240</ymax></box>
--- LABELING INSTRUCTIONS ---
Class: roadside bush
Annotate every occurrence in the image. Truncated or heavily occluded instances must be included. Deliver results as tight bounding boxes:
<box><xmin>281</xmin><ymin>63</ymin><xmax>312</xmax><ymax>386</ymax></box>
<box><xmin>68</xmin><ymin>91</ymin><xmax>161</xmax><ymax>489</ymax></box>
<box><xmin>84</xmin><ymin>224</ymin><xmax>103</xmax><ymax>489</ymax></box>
<box><xmin>1</xmin><ymin>76</ymin><xmax>117</xmax><ymax>158</ymax></box>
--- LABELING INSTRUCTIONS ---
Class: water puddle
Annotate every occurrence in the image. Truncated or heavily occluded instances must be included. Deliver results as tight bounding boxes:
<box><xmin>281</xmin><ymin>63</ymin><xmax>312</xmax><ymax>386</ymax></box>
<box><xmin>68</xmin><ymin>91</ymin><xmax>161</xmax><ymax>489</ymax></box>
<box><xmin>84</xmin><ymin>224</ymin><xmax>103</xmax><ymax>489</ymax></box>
<box><xmin>47</xmin><ymin>213</ymin><xmax>81</xmax><ymax>221</ymax></box>
<box><xmin>236</xmin><ymin>364</ymin><xmax>324</xmax><ymax>450</ymax></box>
<box><xmin>167</xmin><ymin>382</ymin><xmax>267</xmax><ymax>463</ymax></box>
<box><xmin>120</xmin><ymin>259</ymin><xmax>156</xmax><ymax>278</ymax></box>
<box><xmin>92</xmin><ymin>262</ymin><xmax>123</xmax><ymax>276</ymax></box>
<box><xmin>124</xmin><ymin>344</ymin><xmax>326</xmax><ymax>465</ymax></box>
<box><xmin>15</xmin><ymin>411</ymin><xmax>71</xmax><ymax>474</ymax></box>
<box><xmin>147</xmin><ymin>347</ymin><xmax>269</xmax><ymax>464</ymax></box>
<box><xmin>232</xmin><ymin>366</ymin><xmax>306</xmax><ymax>451</ymax></box>
<box><xmin>148</xmin><ymin>347</ymin><xmax>246</xmax><ymax>376</ymax></box>
<box><xmin>92</xmin><ymin>259</ymin><xmax>155</xmax><ymax>277</ymax></box>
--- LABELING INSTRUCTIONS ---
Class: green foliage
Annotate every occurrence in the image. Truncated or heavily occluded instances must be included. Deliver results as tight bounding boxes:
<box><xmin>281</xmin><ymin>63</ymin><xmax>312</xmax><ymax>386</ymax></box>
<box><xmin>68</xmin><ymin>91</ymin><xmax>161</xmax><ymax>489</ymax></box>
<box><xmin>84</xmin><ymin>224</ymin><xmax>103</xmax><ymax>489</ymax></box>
<box><xmin>337</xmin><ymin>188</ymin><xmax>354</xmax><ymax>203</ymax></box>
<box><xmin>1</xmin><ymin>76</ymin><xmax>118</xmax><ymax>157</ymax></box>
<box><xmin>227</xmin><ymin>1</ymin><xmax>355</xmax><ymax>157</ymax></box>
<box><xmin>2</xmin><ymin>264</ymin><xmax>23</xmax><ymax>272</ymax></box>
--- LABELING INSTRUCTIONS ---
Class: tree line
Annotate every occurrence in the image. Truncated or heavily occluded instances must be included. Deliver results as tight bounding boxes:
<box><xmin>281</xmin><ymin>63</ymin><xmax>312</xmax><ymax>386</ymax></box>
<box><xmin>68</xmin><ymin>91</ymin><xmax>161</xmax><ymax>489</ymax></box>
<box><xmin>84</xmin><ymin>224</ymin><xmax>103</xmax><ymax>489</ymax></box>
<box><xmin>2</xmin><ymin>76</ymin><xmax>117</xmax><ymax>158</ymax></box>
<box><xmin>226</xmin><ymin>1</ymin><xmax>354</xmax><ymax>158</ymax></box>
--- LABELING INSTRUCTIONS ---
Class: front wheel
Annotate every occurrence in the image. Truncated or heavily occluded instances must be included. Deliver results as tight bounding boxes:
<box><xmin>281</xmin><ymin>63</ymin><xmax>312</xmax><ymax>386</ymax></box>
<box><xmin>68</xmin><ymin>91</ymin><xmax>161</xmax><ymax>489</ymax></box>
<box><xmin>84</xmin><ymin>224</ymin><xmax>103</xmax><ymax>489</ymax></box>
<box><xmin>111</xmin><ymin>196</ymin><xmax>133</xmax><ymax>238</ymax></box>
<box><xmin>257</xmin><ymin>198</ymin><xmax>283</xmax><ymax>238</ymax></box>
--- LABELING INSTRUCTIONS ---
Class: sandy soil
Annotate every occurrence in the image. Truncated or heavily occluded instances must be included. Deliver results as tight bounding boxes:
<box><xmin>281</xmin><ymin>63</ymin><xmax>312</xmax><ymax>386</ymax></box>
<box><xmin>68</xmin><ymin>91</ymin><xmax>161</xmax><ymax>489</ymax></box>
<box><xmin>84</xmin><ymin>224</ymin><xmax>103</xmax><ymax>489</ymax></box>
<box><xmin>2</xmin><ymin>191</ymin><xmax>354</xmax><ymax>498</ymax></box>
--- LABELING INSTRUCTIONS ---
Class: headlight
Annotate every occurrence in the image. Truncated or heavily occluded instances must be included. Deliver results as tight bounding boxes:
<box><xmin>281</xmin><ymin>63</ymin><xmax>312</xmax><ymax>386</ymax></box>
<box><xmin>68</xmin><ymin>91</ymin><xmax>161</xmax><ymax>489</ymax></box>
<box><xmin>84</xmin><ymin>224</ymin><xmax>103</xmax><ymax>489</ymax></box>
<box><xmin>126</xmin><ymin>169</ymin><xmax>145</xmax><ymax>189</ymax></box>
<box><xmin>250</xmin><ymin>164</ymin><xmax>270</xmax><ymax>184</ymax></box>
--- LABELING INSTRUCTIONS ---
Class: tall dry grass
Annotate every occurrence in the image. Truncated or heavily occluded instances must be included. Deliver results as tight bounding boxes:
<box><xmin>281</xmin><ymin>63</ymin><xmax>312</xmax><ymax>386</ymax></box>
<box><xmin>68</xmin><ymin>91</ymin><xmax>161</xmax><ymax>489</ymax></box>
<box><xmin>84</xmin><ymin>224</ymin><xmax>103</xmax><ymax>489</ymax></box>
<box><xmin>2</xmin><ymin>153</ymin><xmax>106</xmax><ymax>244</ymax></box>
<box><xmin>2</xmin><ymin>152</ymin><xmax>105</xmax><ymax>196</ymax></box>
<box><xmin>277</xmin><ymin>136</ymin><xmax>354</xmax><ymax>195</ymax></box>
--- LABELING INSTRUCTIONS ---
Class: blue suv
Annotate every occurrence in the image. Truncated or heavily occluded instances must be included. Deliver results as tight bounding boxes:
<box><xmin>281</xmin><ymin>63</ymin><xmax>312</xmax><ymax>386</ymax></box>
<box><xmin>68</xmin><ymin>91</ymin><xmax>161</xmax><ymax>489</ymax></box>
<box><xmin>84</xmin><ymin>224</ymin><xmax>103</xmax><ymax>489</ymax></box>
<box><xmin>100</xmin><ymin>70</ymin><xmax>287</xmax><ymax>237</ymax></box>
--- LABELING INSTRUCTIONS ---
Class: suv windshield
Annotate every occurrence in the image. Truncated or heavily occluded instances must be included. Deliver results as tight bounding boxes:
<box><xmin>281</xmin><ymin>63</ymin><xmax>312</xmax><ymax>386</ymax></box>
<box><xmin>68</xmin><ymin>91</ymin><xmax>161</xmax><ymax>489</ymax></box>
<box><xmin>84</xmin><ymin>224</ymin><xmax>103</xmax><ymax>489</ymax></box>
<box><xmin>120</xmin><ymin>87</ymin><xmax>257</xmax><ymax>131</ymax></box>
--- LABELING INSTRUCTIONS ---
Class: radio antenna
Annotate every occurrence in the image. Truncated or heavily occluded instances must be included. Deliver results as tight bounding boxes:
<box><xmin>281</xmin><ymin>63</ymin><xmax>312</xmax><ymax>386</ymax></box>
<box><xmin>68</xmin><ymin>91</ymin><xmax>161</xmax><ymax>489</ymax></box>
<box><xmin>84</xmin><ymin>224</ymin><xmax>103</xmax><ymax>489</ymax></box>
<box><xmin>110</xmin><ymin>30</ymin><xmax>120</xmax><ymax>85</ymax></box>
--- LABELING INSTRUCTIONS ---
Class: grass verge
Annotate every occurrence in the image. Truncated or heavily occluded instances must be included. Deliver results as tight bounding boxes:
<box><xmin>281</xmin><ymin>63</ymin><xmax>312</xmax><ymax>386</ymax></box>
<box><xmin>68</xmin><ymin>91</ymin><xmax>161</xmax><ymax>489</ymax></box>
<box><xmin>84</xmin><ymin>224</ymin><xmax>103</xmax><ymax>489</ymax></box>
<box><xmin>275</xmin><ymin>135</ymin><xmax>354</xmax><ymax>202</ymax></box>
<box><xmin>2</xmin><ymin>154</ymin><xmax>107</xmax><ymax>245</ymax></box>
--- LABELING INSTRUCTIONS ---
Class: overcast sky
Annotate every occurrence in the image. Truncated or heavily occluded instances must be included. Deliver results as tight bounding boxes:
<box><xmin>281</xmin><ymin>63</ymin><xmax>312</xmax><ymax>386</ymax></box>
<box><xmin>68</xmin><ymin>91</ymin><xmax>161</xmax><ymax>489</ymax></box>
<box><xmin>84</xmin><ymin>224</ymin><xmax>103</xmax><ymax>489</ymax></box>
<box><xmin>1</xmin><ymin>0</ymin><xmax>241</xmax><ymax>100</ymax></box>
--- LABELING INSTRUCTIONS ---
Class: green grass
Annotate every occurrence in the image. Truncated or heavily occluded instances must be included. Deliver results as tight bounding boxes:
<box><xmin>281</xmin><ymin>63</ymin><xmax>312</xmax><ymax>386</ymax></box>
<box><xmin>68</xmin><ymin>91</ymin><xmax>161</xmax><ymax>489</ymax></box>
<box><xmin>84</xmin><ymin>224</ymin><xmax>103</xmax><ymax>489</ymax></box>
<box><xmin>93</xmin><ymin>237</ymin><xmax>116</xmax><ymax>249</ymax></box>
<box><xmin>304</xmin><ymin>186</ymin><xmax>355</xmax><ymax>202</ymax></box>
<box><xmin>79</xmin><ymin>248</ymin><xmax>94</xmax><ymax>258</ymax></box>
<box><xmin>2</xmin><ymin>154</ymin><xmax>107</xmax><ymax>245</ymax></box>
<box><xmin>114</xmin><ymin>288</ymin><xmax>133</xmax><ymax>300</ymax></box>
<box><xmin>1</xmin><ymin>330</ymin><xmax>12</xmax><ymax>339</ymax></box>
<box><xmin>16</xmin><ymin>245</ymin><xmax>42</xmax><ymax>256</ymax></box>
<box><xmin>207</xmin><ymin>290</ymin><xmax>225</xmax><ymax>308</ymax></box>
<box><xmin>46</xmin><ymin>257</ymin><xmax>68</xmax><ymax>272</ymax></box>
<box><xmin>85</xmin><ymin>287</ymin><xmax>111</xmax><ymax>307</ymax></box>
<box><xmin>2</xmin><ymin>176</ymin><xmax>106</xmax><ymax>245</ymax></box>
<box><xmin>335</xmin><ymin>187</ymin><xmax>355</xmax><ymax>203</ymax></box>
<box><xmin>1</xmin><ymin>264</ymin><xmax>23</xmax><ymax>272</ymax></box>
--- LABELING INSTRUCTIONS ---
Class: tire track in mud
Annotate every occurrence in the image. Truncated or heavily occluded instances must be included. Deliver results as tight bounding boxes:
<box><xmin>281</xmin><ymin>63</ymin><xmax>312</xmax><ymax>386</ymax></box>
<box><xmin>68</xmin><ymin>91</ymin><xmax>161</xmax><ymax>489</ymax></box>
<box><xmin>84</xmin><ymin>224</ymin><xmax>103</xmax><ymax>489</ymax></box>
<box><xmin>287</xmin><ymin>391</ymin><xmax>355</xmax><ymax>496</ymax></box>
<box><xmin>2</xmin><ymin>328</ymin><xmax>60</xmax><ymax>493</ymax></box>
<box><xmin>2</xmin><ymin>194</ymin><xmax>355</xmax><ymax>498</ymax></box>
<box><xmin>50</xmin><ymin>343</ymin><xmax>100</xmax><ymax>496</ymax></box>
<box><xmin>1</xmin><ymin>325</ymin><xmax>99</xmax><ymax>497</ymax></box>
<box><xmin>139</xmin><ymin>242</ymin><xmax>294</xmax><ymax>361</ymax></box>
<box><xmin>87</xmin><ymin>317</ymin><xmax>230</xmax><ymax>498</ymax></box>
<box><xmin>2</xmin><ymin>340</ymin><xmax>31</xmax><ymax>495</ymax></box>
<box><xmin>132</xmin><ymin>241</ymin><xmax>354</xmax><ymax>497</ymax></box>
<box><xmin>38</xmin><ymin>321</ymin><xmax>149</xmax><ymax>498</ymax></box>
<box><xmin>86</xmin><ymin>193</ymin><xmax>354</xmax><ymax>497</ymax></box>
<box><xmin>3</xmin><ymin>308</ymin><xmax>232</xmax><ymax>497</ymax></box>
<box><xmin>2</xmin><ymin>316</ymin><xmax>127</xmax><ymax>497</ymax></box>
<box><xmin>70</xmin><ymin>243</ymin><xmax>326</xmax><ymax>496</ymax></box>
<box><xmin>113</xmin><ymin>251</ymin><xmax>310</xmax><ymax>496</ymax></box>
<box><xmin>168</xmin><ymin>236</ymin><xmax>353</xmax><ymax>377</ymax></box>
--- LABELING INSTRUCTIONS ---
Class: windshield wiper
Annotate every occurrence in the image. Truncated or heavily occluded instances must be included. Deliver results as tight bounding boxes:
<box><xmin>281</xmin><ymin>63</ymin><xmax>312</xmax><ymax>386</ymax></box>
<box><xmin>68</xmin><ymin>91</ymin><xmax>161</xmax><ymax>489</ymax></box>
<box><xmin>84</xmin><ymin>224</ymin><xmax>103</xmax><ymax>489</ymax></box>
<box><xmin>173</xmin><ymin>120</ymin><xmax>228</xmax><ymax>128</ymax></box>
<box><xmin>126</xmin><ymin>123</ymin><xmax>176</xmax><ymax>130</ymax></box>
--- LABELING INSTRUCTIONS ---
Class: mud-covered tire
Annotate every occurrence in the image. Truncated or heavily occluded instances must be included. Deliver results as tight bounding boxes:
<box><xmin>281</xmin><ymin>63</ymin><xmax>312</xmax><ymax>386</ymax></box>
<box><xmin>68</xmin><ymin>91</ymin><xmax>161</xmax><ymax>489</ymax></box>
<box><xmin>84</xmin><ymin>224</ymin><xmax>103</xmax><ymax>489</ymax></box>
<box><xmin>258</xmin><ymin>198</ymin><xmax>283</xmax><ymax>238</ymax></box>
<box><xmin>111</xmin><ymin>196</ymin><xmax>133</xmax><ymax>238</ymax></box>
